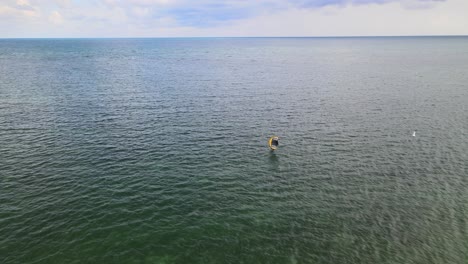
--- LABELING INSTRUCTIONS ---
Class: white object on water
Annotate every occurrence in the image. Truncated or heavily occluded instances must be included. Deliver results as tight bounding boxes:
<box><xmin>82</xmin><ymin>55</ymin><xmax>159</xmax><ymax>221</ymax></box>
<box><xmin>412</xmin><ymin>131</ymin><xmax>416</xmax><ymax>137</ymax></box>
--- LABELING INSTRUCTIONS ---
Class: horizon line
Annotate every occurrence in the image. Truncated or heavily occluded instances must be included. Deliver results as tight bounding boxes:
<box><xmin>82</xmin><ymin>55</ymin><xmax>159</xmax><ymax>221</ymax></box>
<box><xmin>1</xmin><ymin>35</ymin><xmax>468</xmax><ymax>40</ymax></box>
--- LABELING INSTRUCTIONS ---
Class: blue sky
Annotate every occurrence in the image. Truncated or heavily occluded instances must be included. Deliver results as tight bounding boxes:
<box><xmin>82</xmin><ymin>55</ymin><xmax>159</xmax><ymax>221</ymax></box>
<box><xmin>0</xmin><ymin>0</ymin><xmax>467</xmax><ymax>37</ymax></box>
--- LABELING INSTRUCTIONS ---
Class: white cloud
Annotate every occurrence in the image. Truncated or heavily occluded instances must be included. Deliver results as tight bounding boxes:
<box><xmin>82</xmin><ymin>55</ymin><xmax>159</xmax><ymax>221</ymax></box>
<box><xmin>54</xmin><ymin>0</ymin><xmax>72</xmax><ymax>8</ymax></box>
<box><xmin>127</xmin><ymin>0</ymin><xmax>175</xmax><ymax>5</ymax></box>
<box><xmin>0</xmin><ymin>0</ymin><xmax>467</xmax><ymax>37</ymax></box>
<box><xmin>48</xmin><ymin>10</ymin><xmax>63</xmax><ymax>24</ymax></box>
<box><xmin>211</xmin><ymin>0</ymin><xmax>468</xmax><ymax>37</ymax></box>
<box><xmin>0</xmin><ymin>0</ymin><xmax>39</xmax><ymax>19</ymax></box>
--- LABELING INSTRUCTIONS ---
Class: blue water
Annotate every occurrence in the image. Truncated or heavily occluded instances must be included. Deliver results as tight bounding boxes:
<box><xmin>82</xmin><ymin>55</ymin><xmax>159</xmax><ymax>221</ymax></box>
<box><xmin>1</xmin><ymin>37</ymin><xmax>468</xmax><ymax>263</ymax></box>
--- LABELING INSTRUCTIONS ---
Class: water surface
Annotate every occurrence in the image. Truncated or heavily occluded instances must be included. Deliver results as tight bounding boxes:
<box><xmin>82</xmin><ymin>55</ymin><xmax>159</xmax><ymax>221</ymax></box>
<box><xmin>1</xmin><ymin>37</ymin><xmax>468</xmax><ymax>263</ymax></box>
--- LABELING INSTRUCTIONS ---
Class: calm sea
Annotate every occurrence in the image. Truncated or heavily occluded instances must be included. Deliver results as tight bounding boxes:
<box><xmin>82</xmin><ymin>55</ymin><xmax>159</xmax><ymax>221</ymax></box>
<box><xmin>1</xmin><ymin>37</ymin><xmax>467</xmax><ymax>264</ymax></box>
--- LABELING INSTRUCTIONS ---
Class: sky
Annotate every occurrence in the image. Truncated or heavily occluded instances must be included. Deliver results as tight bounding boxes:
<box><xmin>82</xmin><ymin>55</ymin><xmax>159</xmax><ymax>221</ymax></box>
<box><xmin>0</xmin><ymin>0</ymin><xmax>467</xmax><ymax>37</ymax></box>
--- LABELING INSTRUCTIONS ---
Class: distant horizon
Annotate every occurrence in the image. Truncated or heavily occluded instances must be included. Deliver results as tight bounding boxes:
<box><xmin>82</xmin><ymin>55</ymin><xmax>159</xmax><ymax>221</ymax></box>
<box><xmin>2</xmin><ymin>35</ymin><xmax>468</xmax><ymax>40</ymax></box>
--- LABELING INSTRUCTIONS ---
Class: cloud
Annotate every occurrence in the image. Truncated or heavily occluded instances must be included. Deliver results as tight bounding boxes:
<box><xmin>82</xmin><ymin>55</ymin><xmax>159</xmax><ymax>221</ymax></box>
<box><xmin>288</xmin><ymin>0</ymin><xmax>444</xmax><ymax>8</ymax></box>
<box><xmin>48</xmin><ymin>10</ymin><xmax>63</xmax><ymax>24</ymax></box>
<box><xmin>18</xmin><ymin>0</ymin><xmax>440</xmax><ymax>31</ymax></box>
<box><xmin>163</xmin><ymin>4</ymin><xmax>258</xmax><ymax>27</ymax></box>
<box><xmin>15</xmin><ymin>0</ymin><xmax>36</xmax><ymax>11</ymax></box>
<box><xmin>53</xmin><ymin>0</ymin><xmax>73</xmax><ymax>8</ymax></box>
<box><xmin>0</xmin><ymin>0</ymin><xmax>39</xmax><ymax>19</ymax></box>
<box><xmin>0</xmin><ymin>0</ymin><xmax>465</xmax><ymax>37</ymax></box>
<box><xmin>101</xmin><ymin>0</ymin><xmax>447</xmax><ymax>27</ymax></box>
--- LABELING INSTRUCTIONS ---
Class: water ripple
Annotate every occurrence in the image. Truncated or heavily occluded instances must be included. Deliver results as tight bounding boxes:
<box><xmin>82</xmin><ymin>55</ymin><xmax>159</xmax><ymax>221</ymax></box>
<box><xmin>1</xmin><ymin>37</ymin><xmax>468</xmax><ymax>264</ymax></box>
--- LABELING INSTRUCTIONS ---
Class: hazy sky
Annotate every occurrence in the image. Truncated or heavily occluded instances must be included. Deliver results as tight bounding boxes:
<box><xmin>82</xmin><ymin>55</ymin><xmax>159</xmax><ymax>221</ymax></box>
<box><xmin>1</xmin><ymin>0</ymin><xmax>467</xmax><ymax>37</ymax></box>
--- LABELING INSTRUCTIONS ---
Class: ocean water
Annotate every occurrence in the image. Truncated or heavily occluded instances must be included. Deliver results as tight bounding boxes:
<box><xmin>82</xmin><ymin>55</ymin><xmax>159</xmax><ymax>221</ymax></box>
<box><xmin>1</xmin><ymin>37</ymin><xmax>467</xmax><ymax>264</ymax></box>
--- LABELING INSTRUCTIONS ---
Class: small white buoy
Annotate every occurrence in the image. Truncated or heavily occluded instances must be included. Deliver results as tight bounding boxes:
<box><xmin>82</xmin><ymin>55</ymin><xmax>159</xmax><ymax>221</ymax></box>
<box><xmin>412</xmin><ymin>131</ymin><xmax>416</xmax><ymax>137</ymax></box>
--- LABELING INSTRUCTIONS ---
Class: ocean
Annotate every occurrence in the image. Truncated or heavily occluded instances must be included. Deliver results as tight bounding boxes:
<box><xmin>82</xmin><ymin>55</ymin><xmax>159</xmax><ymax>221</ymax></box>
<box><xmin>1</xmin><ymin>37</ymin><xmax>467</xmax><ymax>263</ymax></box>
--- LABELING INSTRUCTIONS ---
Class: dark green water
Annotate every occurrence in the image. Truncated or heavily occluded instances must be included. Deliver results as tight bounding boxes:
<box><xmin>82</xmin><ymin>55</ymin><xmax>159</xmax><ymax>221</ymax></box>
<box><xmin>1</xmin><ymin>37</ymin><xmax>467</xmax><ymax>264</ymax></box>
